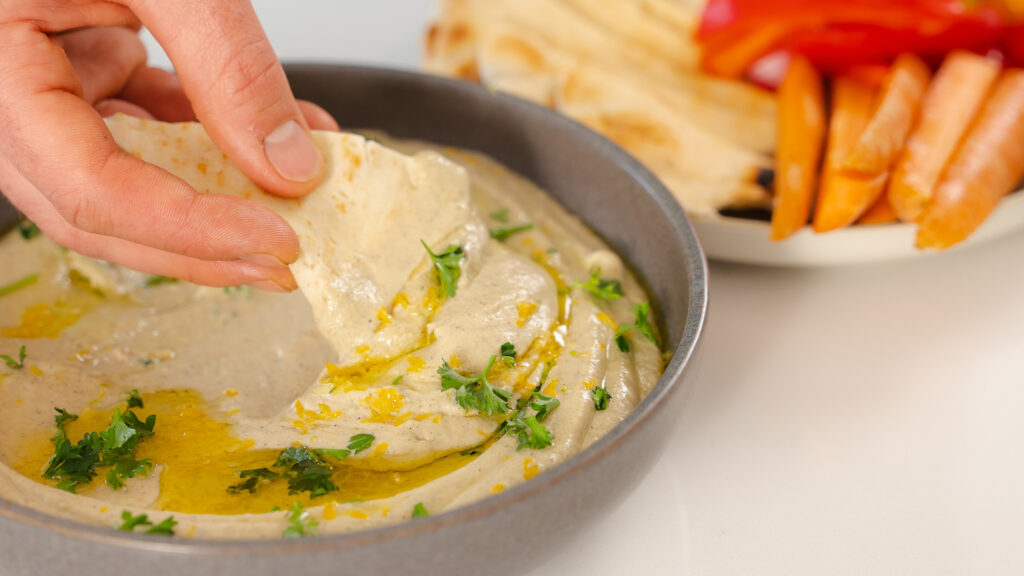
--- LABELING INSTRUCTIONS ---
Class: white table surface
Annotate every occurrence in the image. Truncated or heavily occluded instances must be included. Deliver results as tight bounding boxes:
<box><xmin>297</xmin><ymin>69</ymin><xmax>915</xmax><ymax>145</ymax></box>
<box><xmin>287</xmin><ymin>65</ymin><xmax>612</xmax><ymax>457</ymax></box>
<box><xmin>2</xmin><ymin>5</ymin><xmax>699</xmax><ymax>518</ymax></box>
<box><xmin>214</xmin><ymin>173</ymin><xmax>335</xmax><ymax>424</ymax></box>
<box><xmin>143</xmin><ymin>3</ymin><xmax>1024</xmax><ymax>574</ymax></box>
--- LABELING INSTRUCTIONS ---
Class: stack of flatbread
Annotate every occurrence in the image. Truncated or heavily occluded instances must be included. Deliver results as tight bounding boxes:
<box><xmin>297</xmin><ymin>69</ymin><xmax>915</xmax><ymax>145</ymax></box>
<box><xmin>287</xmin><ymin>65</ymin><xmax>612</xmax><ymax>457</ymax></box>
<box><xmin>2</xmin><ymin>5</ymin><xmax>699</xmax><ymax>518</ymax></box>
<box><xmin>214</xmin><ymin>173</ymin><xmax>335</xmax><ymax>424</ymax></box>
<box><xmin>423</xmin><ymin>0</ymin><xmax>777</xmax><ymax>217</ymax></box>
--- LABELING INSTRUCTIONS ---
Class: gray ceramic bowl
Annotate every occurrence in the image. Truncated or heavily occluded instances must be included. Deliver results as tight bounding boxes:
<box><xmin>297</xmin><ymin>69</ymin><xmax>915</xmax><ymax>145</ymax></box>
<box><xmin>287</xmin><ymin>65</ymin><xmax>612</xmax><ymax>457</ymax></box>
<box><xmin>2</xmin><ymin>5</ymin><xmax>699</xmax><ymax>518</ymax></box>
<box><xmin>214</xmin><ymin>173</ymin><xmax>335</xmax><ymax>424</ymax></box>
<box><xmin>0</xmin><ymin>65</ymin><xmax>707</xmax><ymax>576</ymax></box>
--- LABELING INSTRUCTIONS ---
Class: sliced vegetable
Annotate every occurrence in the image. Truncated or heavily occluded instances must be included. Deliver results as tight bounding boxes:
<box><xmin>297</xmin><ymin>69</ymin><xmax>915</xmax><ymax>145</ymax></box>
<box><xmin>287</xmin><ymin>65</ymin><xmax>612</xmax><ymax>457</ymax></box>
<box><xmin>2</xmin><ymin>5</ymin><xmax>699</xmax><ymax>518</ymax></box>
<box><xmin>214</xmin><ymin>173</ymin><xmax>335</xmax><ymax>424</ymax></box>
<box><xmin>857</xmin><ymin>194</ymin><xmax>899</xmax><ymax>225</ymax></box>
<box><xmin>917</xmin><ymin>70</ymin><xmax>1024</xmax><ymax>250</ymax></box>
<box><xmin>0</xmin><ymin>274</ymin><xmax>38</xmax><ymax>297</ymax></box>
<box><xmin>813</xmin><ymin>75</ymin><xmax>887</xmax><ymax>232</ymax></box>
<box><xmin>697</xmin><ymin>0</ymin><xmax>1005</xmax><ymax>79</ymax></box>
<box><xmin>843</xmin><ymin>54</ymin><xmax>931</xmax><ymax>175</ymax></box>
<box><xmin>770</xmin><ymin>55</ymin><xmax>826</xmax><ymax>241</ymax></box>
<box><xmin>888</xmin><ymin>51</ymin><xmax>1001</xmax><ymax>222</ymax></box>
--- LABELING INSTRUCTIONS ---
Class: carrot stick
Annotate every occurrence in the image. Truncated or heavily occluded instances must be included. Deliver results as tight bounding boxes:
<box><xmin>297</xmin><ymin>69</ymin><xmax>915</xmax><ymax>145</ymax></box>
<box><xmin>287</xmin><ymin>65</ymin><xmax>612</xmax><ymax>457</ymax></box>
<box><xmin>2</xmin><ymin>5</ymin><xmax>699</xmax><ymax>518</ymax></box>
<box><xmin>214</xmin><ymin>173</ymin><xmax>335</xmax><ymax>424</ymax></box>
<box><xmin>888</xmin><ymin>51</ymin><xmax>1001</xmax><ymax>222</ymax></box>
<box><xmin>857</xmin><ymin>192</ymin><xmax>898</xmax><ymax>225</ymax></box>
<box><xmin>770</xmin><ymin>55</ymin><xmax>826</xmax><ymax>241</ymax></box>
<box><xmin>842</xmin><ymin>54</ymin><xmax>931</xmax><ymax>175</ymax></box>
<box><xmin>916</xmin><ymin>70</ymin><xmax>1024</xmax><ymax>250</ymax></box>
<box><xmin>813</xmin><ymin>74</ymin><xmax>885</xmax><ymax>232</ymax></box>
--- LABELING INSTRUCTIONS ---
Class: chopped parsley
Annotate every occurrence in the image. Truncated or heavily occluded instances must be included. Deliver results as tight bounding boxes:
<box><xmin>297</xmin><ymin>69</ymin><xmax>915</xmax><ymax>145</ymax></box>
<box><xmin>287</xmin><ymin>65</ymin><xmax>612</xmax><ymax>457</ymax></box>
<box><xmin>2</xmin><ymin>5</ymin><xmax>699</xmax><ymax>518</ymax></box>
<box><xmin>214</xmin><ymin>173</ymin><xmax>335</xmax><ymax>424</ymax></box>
<box><xmin>315</xmin><ymin>433</ymin><xmax>375</xmax><ymax>461</ymax></box>
<box><xmin>412</xmin><ymin>502</ymin><xmax>429</xmax><ymax>518</ymax></box>
<box><xmin>1</xmin><ymin>345</ymin><xmax>26</xmax><ymax>369</ymax></box>
<box><xmin>228</xmin><ymin>434</ymin><xmax>375</xmax><ymax>498</ymax></box>
<box><xmin>283</xmin><ymin>501</ymin><xmax>317</xmax><ymax>539</ymax></box>
<box><xmin>502</xmin><ymin>391</ymin><xmax>560</xmax><ymax>451</ymax></box>
<box><xmin>422</xmin><ymin>241</ymin><xmax>464</xmax><ymax>299</ymax></box>
<box><xmin>0</xmin><ymin>274</ymin><xmax>38</xmax><ymax>297</ymax></box>
<box><xmin>489</xmin><ymin>223</ymin><xmax>534</xmax><ymax>241</ymax></box>
<box><xmin>500</xmin><ymin>342</ymin><xmax>516</xmax><ymax>367</ymax></box>
<box><xmin>592</xmin><ymin>387</ymin><xmax>611</xmax><ymax>411</ymax></box>
<box><xmin>127</xmin><ymin>389</ymin><xmax>144</xmax><ymax>409</ymax></box>
<box><xmin>439</xmin><ymin>355</ymin><xmax>512</xmax><ymax>415</ymax></box>
<box><xmin>575</xmin><ymin>267</ymin><xmax>623</xmax><ymax>301</ymax></box>
<box><xmin>17</xmin><ymin>219</ymin><xmax>40</xmax><ymax>240</ymax></box>
<box><xmin>118</xmin><ymin>511</ymin><xmax>177</xmax><ymax>536</ymax></box>
<box><xmin>42</xmin><ymin>405</ymin><xmax>156</xmax><ymax>493</ymax></box>
<box><xmin>490</xmin><ymin>208</ymin><xmax>510</xmax><ymax>223</ymax></box>
<box><xmin>614</xmin><ymin>302</ymin><xmax>659</xmax><ymax>352</ymax></box>
<box><xmin>144</xmin><ymin>275</ymin><xmax>179</xmax><ymax>287</ymax></box>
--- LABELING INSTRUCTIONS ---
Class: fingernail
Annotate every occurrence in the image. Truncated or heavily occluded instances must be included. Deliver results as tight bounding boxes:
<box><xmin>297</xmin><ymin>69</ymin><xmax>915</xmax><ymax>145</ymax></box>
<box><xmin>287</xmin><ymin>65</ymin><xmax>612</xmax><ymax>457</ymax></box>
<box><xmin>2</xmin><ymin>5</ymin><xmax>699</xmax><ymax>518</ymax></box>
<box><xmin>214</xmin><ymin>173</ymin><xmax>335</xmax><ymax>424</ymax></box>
<box><xmin>248</xmin><ymin>280</ymin><xmax>291</xmax><ymax>293</ymax></box>
<box><xmin>240</xmin><ymin>253</ymin><xmax>289</xmax><ymax>268</ymax></box>
<box><xmin>264</xmin><ymin>120</ymin><xmax>322</xmax><ymax>182</ymax></box>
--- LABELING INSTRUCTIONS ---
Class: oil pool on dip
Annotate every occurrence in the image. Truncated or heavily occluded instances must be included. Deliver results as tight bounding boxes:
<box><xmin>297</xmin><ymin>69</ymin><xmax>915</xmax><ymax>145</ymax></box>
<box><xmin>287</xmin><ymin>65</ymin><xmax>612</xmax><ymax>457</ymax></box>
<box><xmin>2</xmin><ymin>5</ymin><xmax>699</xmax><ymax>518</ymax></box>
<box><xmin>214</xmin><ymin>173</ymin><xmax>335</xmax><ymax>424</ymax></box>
<box><xmin>0</xmin><ymin>116</ymin><xmax>663</xmax><ymax>539</ymax></box>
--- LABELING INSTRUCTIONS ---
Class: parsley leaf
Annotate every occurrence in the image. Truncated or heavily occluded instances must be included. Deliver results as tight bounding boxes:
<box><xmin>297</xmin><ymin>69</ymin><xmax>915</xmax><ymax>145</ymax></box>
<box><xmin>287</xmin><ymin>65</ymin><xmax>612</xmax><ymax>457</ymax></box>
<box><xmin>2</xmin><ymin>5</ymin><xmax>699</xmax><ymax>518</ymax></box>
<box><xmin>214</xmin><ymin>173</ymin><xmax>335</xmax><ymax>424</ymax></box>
<box><xmin>127</xmin><ymin>389</ymin><xmax>144</xmax><ymax>409</ymax></box>
<box><xmin>229</xmin><ymin>435</ymin><xmax>374</xmax><ymax>497</ymax></box>
<box><xmin>17</xmin><ymin>220</ymin><xmax>40</xmax><ymax>240</ymax></box>
<box><xmin>614</xmin><ymin>302</ymin><xmax>659</xmax><ymax>352</ymax></box>
<box><xmin>1</xmin><ymin>345</ymin><xmax>26</xmax><ymax>369</ymax></box>
<box><xmin>42</xmin><ymin>405</ymin><xmax>155</xmax><ymax>493</ymax></box>
<box><xmin>117</xmin><ymin>511</ymin><xmax>177</xmax><ymax>536</ymax></box>
<box><xmin>0</xmin><ymin>274</ymin><xmax>38</xmax><ymax>298</ymax></box>
<box><xmin>118</xmin><ymin>511</ymin><xmax>151</xmax><ymax>531</ymax></box>
<box><xmin>500</xmin><ymin>342</ymin><xmax>516</xmax><ymax>366</ymax></box>
<box><xmin>529</xmin><ymin>391</ymin><xmax>560</xmax><ymax>421</ymax></box>
<box><xmin>501</xmin><ymin>391</ymin><xmax>559</xmax><ymax>451</ymax></box>
<box><xmin>274</xmin><ymin>446</ymin><xmax>335</xmax><ymax>498</ymax></box>
<box><xmin>422</xmin><ymin>241</ymin><xmax>464</xmax><ymax>299</ymax></box>
<box><xmin>283</xmin><ymin>501</ymin><xmax>318</xmax><ymax>539</ymax></box>
<box><xmin>146</xmin><ymin>516</ymin><xmax>178</xmax><ymax>535</ymax></box>
<box><xmin>144</xmin><ymin>275</ymin><xmax>179</xmax><ymax>287</ymax></box>
<box><xmin>490</xmin><ymin>208</ymin><xmax>510</xmax><ymax>223</ymax></box>
<box><xmin>506</xmin><ymin>414</ymin><xmax>553</xmax><ymax>450</ymax></box>
<box><xmin>439</xmin><ymin>355</ymin><xmax>512</xmax><ymax>415</ymax></box>
<box><xmin>412</xmin><ymin>503</ymin><xmax>429</xmax><ymax>518</ymax></box>
<box><xmin>575</xmin><ymin>267</ymin><xmax>623</xmax><ymax>301</ymax></box>
<box><xmin>346</xmin><ymin>433</ymin><xmax>375</xmax><ymax>454</ymax></box>
<box><xmin>489</xmin><ymin>223</ymin><xmax>534</xmax><ymax>241</ymax></box>
<box><xmin>592</xmin><ymin>387</ymin><xmax>611</xmax><ymax>411</ymax></box>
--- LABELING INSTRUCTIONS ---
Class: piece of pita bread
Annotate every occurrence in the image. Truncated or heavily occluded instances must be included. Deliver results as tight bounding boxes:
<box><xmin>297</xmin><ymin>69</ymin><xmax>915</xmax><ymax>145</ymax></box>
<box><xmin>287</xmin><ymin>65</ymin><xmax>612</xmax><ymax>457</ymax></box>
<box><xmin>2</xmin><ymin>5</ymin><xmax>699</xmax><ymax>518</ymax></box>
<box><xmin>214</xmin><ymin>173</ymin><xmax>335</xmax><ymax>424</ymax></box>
<box><xmin>106</xmin><ymin>114</ymin><xmax>473</xmax><ymax>366</ymax></box>
<box><xmin>424</xmin><ymin>0</ymin><xmax>776</xmax><ymax>216</ymax></box>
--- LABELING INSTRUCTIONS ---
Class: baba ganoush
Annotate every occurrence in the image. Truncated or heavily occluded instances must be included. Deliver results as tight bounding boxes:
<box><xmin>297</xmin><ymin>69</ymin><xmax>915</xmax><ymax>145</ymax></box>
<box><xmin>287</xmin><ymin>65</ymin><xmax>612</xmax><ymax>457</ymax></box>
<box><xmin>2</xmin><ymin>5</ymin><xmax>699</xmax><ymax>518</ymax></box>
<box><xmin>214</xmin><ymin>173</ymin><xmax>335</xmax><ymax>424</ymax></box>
<box><xmin>0</xmin><ymin>116</ymin><xmax>663</xmax><ymax>539</ymax></box>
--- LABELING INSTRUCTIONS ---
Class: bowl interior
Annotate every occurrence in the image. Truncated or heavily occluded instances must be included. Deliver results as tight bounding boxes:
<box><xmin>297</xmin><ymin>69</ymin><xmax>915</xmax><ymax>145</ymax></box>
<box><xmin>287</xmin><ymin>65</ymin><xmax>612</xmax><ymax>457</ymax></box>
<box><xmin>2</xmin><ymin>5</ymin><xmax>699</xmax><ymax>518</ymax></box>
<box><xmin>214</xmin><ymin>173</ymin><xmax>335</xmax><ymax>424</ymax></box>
<box><xmin>0</xmin><ymin>65</ymin><xmax>707</xmax><ymax>576</ymax></box>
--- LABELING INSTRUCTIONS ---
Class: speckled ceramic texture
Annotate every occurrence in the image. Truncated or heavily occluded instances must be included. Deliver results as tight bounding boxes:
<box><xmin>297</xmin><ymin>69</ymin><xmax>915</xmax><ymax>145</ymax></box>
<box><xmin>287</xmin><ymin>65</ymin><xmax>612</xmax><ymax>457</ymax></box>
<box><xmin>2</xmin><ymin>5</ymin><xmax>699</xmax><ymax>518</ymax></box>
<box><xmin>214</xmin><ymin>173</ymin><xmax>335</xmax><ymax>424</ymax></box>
<box><xmin>0</xmin><ymin>65</ymin><xmax>707</xmax><ymax>576</ymax></box>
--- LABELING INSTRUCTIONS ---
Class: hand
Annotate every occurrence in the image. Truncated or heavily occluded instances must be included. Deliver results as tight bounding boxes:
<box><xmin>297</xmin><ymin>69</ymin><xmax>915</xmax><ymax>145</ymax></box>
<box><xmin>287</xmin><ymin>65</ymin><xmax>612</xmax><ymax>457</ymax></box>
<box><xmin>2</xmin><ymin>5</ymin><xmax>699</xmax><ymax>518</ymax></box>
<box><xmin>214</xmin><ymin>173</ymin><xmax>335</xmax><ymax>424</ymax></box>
<box><xmin>0</xmin><ymin>1</ymin><xmax>340</xmax><ymax>291</ymax></box>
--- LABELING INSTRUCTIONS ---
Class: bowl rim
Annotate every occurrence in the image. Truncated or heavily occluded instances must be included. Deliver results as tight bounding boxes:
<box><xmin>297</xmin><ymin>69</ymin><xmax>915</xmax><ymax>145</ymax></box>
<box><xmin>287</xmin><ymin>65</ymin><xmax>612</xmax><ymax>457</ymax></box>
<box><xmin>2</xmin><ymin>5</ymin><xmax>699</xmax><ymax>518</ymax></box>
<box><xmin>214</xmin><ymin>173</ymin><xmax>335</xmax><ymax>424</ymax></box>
<box><xmin>0</xmin><ymin>63</ymin><xmax>708</xmax><ymax>554</ymax></box>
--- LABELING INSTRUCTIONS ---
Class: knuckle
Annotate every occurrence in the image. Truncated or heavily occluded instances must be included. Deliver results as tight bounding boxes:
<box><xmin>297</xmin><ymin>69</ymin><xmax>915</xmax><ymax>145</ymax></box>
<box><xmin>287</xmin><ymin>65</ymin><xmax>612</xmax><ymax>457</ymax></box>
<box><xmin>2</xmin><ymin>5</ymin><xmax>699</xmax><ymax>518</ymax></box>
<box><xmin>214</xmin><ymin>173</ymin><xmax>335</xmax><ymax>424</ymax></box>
<box><xmin>213</xmin><ymin>36</ymin><xmax>282</xmax><ymax>112</ymax></box>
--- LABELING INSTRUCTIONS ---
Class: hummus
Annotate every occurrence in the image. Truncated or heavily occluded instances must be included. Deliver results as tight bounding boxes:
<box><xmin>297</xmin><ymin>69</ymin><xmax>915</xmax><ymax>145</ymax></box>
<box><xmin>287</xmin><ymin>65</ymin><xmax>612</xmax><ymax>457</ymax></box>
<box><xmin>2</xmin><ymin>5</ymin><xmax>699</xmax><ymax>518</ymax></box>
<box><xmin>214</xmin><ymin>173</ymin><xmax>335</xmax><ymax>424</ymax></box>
<box><xmin>0</xmin><ymin>117</ymin><xmax>662</xmax><ymax>539</ymax></box>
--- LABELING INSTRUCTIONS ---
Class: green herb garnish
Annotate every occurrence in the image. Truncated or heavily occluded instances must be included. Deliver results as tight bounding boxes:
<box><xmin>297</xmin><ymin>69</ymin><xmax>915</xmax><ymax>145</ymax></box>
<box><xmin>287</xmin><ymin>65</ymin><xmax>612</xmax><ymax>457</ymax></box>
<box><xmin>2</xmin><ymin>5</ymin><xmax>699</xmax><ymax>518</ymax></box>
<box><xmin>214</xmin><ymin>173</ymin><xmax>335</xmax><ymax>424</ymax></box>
<box><xmin>0</xmin><ymin>274</ymin><xmax>38</xmax><ymax>297</ymax></box>
<box><xmin>412</xmin><ymin>503</ymin><xmax>429</xmax><ymax>518</ymax></box>
<box><xmin>592</xmin><ymin>387</ymin><xmax>611</xmax><ymax>411</ymax></box>
<box><xmin>502</xmin><ymin>391</ymin><xmax>560</xmax><ymax>451</ymax></box>
<box><xmin>43</xmin><ymin>405</ymin><xmax>156</xmax><ymax>493</ymax></box>
<box><xmin>614</xmin><ymin>302</ymin><xmax>659</xmax><ymax>352</ymax></box>
<box><xmin>422</xmin><ymin>241</ymin><xmax>464</xmax><ymax>299</ymax></box>
<box><xmin>489</xmin><ymin>223</ymin><xmax>534</xmax><ymax>241</ymax></box>
<box><xmin>439</xmin><ymin>355</ymin><xmax>512</xmax><ymax>415</ymax></box>
<box><xmin>144</xmin><ymin>275</ymin><xmax>179</xmax><ymax>287</ymax></box>
<box><xmin>575</xmin><ymin>267</ymin><xmax>623</xmax><ymax>301</ymax></box>
<box><xmin>127</xmin><ymin>389</ymin><xmax>144</xmax><ymax>409</ymax></box>
<box><xmin>1</xmin><ymin>345</ymin><xmax>26</xmax><ymax>369</ymax></box>
<box><xmin>490</xmin><ymin>208</ymin><xmax>510</xmax><ymax>223</ymax></box>
<box><xmin>229</xmin><ymin>434</ymin><xmax>375</xmax><ymax>497</ymax></box>
<box><xmin>283</xmin><ymin>501</ymin><xmax>317</xmax><ymax>539</ymax></box>
<box><xmin>500</xmin><ymin>342</ymin><xmax>516</xmax><ymax>367</ymax></box>
<box><xmin>17</xmin><ymin>220</ymin><xmax>40</xmax><ymax>240</ymax></box>
<box><xmin>118</xmin><ymin>511</ymin><xmax>177</xmax><ymax>535</ymax></box>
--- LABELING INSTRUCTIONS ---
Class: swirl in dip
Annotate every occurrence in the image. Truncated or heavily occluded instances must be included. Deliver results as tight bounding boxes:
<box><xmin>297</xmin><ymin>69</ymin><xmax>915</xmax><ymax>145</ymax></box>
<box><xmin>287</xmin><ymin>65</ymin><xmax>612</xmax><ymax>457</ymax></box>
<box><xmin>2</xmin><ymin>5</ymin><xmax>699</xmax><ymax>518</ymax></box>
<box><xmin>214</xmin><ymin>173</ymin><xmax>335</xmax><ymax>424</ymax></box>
<box><xmin>0</xmin><ymin>116</ymin><xmax>662</xmax><ymax>539</ymax></box>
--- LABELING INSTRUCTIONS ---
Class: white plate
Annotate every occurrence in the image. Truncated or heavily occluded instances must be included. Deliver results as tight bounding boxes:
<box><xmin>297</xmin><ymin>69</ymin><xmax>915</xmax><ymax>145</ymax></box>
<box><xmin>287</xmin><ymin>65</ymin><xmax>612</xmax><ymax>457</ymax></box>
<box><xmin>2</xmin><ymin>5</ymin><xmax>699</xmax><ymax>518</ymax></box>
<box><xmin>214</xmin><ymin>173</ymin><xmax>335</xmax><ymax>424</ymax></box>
<box><xmin>691</xmin><ymin>192</ymin><xmax>1024</xmax><ymax>267</ymax></box>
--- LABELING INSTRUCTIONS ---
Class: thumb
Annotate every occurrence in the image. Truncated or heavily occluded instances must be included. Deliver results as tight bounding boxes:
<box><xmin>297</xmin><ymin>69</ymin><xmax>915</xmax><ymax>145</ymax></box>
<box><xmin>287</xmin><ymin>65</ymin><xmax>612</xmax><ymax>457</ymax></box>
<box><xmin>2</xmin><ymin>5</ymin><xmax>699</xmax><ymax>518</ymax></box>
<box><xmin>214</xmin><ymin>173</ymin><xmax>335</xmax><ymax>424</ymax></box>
<box><xmin>129</xmin><ymin>0</ymin><xmax>324</xmax><ymax>198</ymax></box>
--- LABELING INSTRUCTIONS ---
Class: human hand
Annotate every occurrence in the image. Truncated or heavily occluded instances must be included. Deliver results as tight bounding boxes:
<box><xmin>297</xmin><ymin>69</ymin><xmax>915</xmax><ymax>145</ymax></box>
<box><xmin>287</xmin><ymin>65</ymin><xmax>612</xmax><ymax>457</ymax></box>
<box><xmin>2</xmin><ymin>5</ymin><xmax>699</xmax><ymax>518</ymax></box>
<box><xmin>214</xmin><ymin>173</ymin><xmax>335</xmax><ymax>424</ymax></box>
<box><xmin>0</xmin><ymin>1</ymin><xmax>340</xmax><ymax>291</ymax></box>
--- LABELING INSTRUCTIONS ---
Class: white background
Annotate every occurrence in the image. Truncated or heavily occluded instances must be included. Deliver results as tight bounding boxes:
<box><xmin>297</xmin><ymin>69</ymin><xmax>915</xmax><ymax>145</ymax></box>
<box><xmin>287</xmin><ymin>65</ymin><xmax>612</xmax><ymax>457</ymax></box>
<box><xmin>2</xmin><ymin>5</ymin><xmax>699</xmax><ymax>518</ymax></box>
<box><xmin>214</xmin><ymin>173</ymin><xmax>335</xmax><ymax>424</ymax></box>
<box><xmin>143</xmin><ymin>3</ymin><xmax>1024</xmax><ymax>574</ymax></box>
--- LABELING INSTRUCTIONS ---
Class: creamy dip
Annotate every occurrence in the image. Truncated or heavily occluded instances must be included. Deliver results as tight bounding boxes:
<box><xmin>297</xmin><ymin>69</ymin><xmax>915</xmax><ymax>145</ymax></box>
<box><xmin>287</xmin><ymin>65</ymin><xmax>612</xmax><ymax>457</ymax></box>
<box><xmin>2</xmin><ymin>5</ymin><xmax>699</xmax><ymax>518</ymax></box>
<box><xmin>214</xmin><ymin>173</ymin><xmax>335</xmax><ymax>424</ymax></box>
<box><xmin>0</xmin><ymin>120</ymin><xmax>662</xmax><ymax>539</ymax></box>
